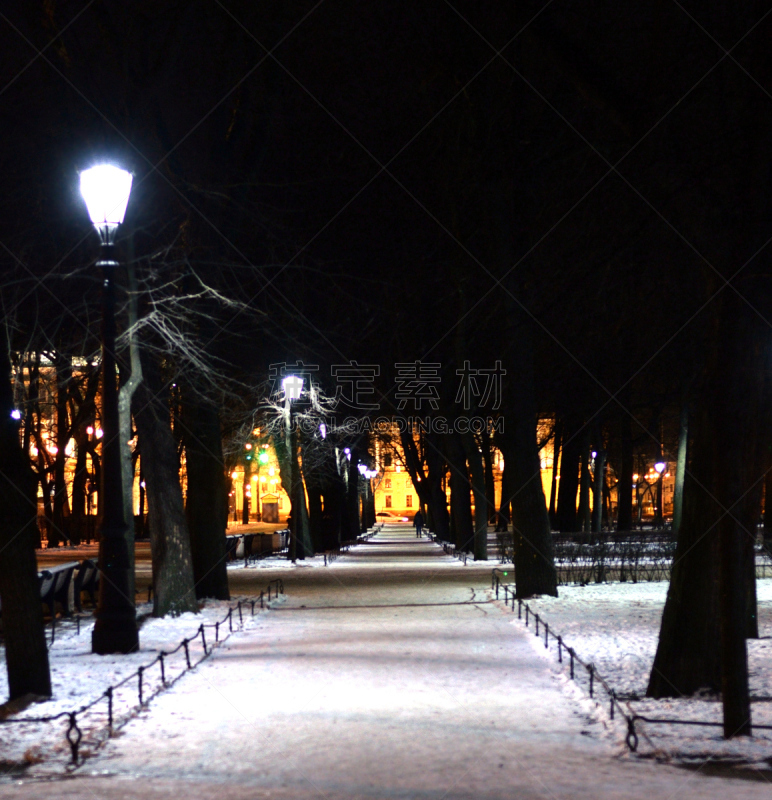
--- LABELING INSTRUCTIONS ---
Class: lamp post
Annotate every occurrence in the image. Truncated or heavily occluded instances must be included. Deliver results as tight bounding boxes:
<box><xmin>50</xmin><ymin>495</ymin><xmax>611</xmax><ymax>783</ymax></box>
<box><xmin>257</xmin><ymin>447</ymin><xmax>269</xmax><ymax>521</ymax></box>
<box><xmin>654</xmin><ymin>459</ymin><xmax>666</xmax><ymax>528</ymax></box>
<box><xmin>80</xmin><ymin>164</ymin><xmax>139</xmax><ymax>654</ymax></box>
<box><xmin>282</xmin><ymin>375</ymin><xmax>304</xmax><ymax>560</ymax></box>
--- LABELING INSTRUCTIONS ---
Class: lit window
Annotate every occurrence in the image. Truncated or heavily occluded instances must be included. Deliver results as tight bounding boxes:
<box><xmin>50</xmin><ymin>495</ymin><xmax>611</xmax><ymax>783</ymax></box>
<box><xmin>405</xmin><ymin>494</ymin><xmax>412</xmax><ymax>507</ymax></box>
<box><xmin>385</xmin><ymin>495</ymin><xmax>392</xmax><ymax>508</ymax></box>
<box><xmin>385</xmin><ymin>478</ymin><xmax>391</xmax><ymax>489</ymax></box>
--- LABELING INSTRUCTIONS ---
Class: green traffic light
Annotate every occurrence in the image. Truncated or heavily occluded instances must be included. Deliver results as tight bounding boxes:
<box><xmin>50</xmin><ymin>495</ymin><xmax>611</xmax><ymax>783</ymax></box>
<box><xmin>258</xmin><ymin>451</ymin><xmax>269</xmax><ymax>465</ymax></box>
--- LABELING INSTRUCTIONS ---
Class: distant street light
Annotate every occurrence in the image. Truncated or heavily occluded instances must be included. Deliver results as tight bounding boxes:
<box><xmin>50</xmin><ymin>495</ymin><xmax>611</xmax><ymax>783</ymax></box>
<box><xmin>80</xmin><ymin>164</ymin><xmax>139</xmax><ymax>655</ymax></box>
<box><xmin>283</xmin><ymin>375</ymin><xmax>304</xmax><ymax>560</ymax></box>
<box><xmin>654</xmin><ymin>460</ymin><xmax>667</xmax><ymax>528</ymax></box>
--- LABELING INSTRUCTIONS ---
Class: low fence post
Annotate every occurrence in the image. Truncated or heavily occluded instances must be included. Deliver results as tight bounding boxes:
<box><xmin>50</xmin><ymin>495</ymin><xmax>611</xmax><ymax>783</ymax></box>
<box><xmin>138</xmin><ymin>666</ymin><xmax>144</xmax><ymax>705</ymax></box>
<box><xmin>159</xmin><ymin>652</ymin><xmax>166</xmax><ymax>685</ymax></box>
<box><xmin>66</xmin><ymin>712</ymin><xmax>81</xmax><ymax>764</ymax></box>
<box><xmin>106</xmin><ymin>686</ymin><xmax>114</xmax><ymax>730</ymax></box>
<box><xmin>557</xmin><ymin>636</ymin><xmax>562</xmax><ymax>663</ymax></box>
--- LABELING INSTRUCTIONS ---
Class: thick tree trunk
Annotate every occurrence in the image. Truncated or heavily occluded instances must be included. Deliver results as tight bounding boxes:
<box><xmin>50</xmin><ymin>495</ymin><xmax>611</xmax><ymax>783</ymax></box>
<box><xmin>0</xmin><ymin>343</ymin><xmax>51</xmax><ymax>699</ymax></box>
<box><xmin>548</xmin><ymin>421</ymin><xmax>561</xmax><ymax>529</ymax></box>
<box><xmin>592</xmin><ymin>448</ymin><xmax>606</xmax><ymax>534</ymax></box>
<box><xmin>183</xmin><ymin>391</ymin><xmax>229</xmax><ymax>600</ymax></box>
<box><xmin>672</xmin><ymin>406</ymin><xmax>688</xmax><ymax>538</ymax></box>
<box><xmin>579</xmin><ymin>433</ymin><xmax>592</xmax><ymax>536</ymax></box>
<box><xmin>647</xmin><ymin>405</ymin><xmax>722</xmax><ymax>697</ymax></box>
<box><xmin>496</xmin><ymin>461</ymin><xmax>511</xmax><ymax>531</ymax></box>
<box><xmin>556</xmin><ymin>417</ymin><xmax>581</xmax><ymax>533</ymax></box>
<box><xmin>422</xmin><ymin>431</ymin><xmax>451</xmax><ymax>541</ymax></box>
<box><xmin>344</xmin><ymin>456</ymin><xmax>360</xmax><ymax>541</ymax></box>
<box><xmin>617</xmin><ymin>410</ymin><xmax>634</xmax><ymax>532</ymax></box>
<box><xmin>764</xmin><ymin>469</ymin><xmax>772</xmax><ymax>555</ymax></box>
<box><xmin>479</xmin><ymin>428</ymin><xmax>497</xmax><ymax>525</ymax></box>
<box><xmin>306</xmin><ymin>482</ymin><xmax>324</xmax><ymax>553</ymax></box>
<box><xmin>133</xmin><ymin>360</ymin><xmax>197</xmax><ymax>617</ymax></box>
<box><xmin>507</xmin><ymin>319</ymin><xmax>557</xmax><ymax>598</ymax></box>
<box><xmin>70</xmin><ymin>430</ymin><xmax>88</xmax><ymax>545</ymax></box>
<box><xmin>448</xmin><ymin>432</ymin><xmax>473</xmax><ymax>552</ymax></box>
<box><xmin>461</xmin><ymin>431</ymin><xmax>488</xmax><ymax>560</ymax></box>
<box><xmin>52</xmin><ymin>355</ymin><xmax>71</xmax><ymax>547</ymax></box>
<box><xmin>649</xmin><ymin>297</ymin><xmax>763</xmax><ymax>729</ymax></box>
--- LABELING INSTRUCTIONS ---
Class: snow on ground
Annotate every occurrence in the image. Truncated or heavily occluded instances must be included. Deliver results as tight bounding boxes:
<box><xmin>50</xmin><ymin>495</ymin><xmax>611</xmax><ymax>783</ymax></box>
<box><xmin>3</xmin><ymin>529</ymin><xmax>772</xmax><ymax>797</ymax></box>
<box><xmin>0</xmin><ymin>594</ymin><xmax>284</xmax><ymax>772</ymax></box>
<box><xmin>505</xmin><ymin>579</ymin><xmax>772</xmax><ymax>764</ymax></box>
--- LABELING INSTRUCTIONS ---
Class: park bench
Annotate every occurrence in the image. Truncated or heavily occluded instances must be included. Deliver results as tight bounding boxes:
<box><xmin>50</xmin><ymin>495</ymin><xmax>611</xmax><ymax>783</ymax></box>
<box><xmin>38</xmin><ymin>561</ymin><xmax>79</xmax><ymax>617</ymax></box>
<box><xmin>73</xmin><ymin>559</ymin><xmax>99</xmax><ymax>612</ymax></box>
<box><xmin>224</xmin><ymin>535</ymin><xmax>242</xmax><ymax>561</ymax></box>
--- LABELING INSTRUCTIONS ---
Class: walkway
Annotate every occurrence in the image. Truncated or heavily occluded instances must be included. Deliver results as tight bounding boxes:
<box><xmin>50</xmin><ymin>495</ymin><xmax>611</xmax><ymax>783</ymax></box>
<box><xmin>3</xmin><ymin>528</ymin><xmax>768</xmax><ymax>798</ymax></box>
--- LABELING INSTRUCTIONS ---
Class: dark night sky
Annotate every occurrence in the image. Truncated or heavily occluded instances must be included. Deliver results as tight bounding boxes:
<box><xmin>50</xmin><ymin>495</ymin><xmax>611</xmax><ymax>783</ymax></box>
<box><xmin>2</xmin><ymin>2</ymin><xmax>771</xmax><ymax>419</ymax></box>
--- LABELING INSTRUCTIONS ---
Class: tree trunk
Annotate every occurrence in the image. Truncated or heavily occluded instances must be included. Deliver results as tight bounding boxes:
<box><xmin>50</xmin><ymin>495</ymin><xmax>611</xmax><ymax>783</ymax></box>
<box><xmin>448</xmin><ymin>432</ymin><xmax>473</xmax><ymax>552</ymax></box>
<box><xmin>344</xmin><ymin>455</ymin><xmax>360</xmax><ymax>542</ymax></box>
<box><xmin>70</xmin><ymin>429</ymin><xmax>88</xmax><ymax>545</ymax></box>
<box><xmin>672</xmin><ymin>405</ymin><xmax>689</xmax><ymax>538</ymax></box>
<box><xmin>647</xmin><ymin>403</ymin><xmax>722</xmax><ymax>697</ymax></box>
<box><xmin>479</xmin><ymin>428</ymin><xmax>497</xmax><ymax>525</ymax></box>
<box><xmin>52</xmin><ymin>354</ymin><xmax>71</xmax><ymax>547</ymax></box>
<box><xmin>556</xmin><ymin>416</ymin><xmax>581</xmax><ymax>533</ymax></box>
<box><xmin>496</xmin><ymin>460</ymin><xmax>511</xmax><ymax>532</ymax></box>
<box><xmin>592</xmin><ymin>448</ymin><xmax>606</xmax><ymax>534</ymax></box>
<box><xmin>133</xmin><ymin>358</ymin><xmax>197</xmax><ymax>616</ymax></box>
<box><xmin>579</xmin><ymin>433</ymin><xmax>592</xmax><ymax>536</ymax></box>
<box><xmin>183</xmin><ymin>390</ymin><xmax>229</xmax><ymax>600</ymax></box>
<box><xmin>617</xmin><ymin>409</ymin><xmax>634</xmax><ymax>532</ymax></box>
<box><xmin>648</xmin><ymin>296</ymin><xmax>764</xmax><ymax>727</ymax></box>
<box><xmin>0</xmin><ymin>343</ymin><xmax>51</xmax><ymax>700</ymax></box>
<box><xmin>306</xmin><ymin>482</ymin><xmax>324</xmax><ymax>553</ymax></box>
<box><xmin>548</xmin><ymin>421</ymin><xmax>562</xmax><ymax>529</ymax></box>
<box><xmin>507</xmin><ymin>318</ymin><xmax>557</xmax><ymax>598</ymax></box>
<box><xmin>462</xmin><ymin>431</ymin><xmax>488</xmax><ymax>560</ymax></box>
<box><xmin>764</xmin><ymin>466</ymin><xmax>772</xmax><ymax>555</ymax></box>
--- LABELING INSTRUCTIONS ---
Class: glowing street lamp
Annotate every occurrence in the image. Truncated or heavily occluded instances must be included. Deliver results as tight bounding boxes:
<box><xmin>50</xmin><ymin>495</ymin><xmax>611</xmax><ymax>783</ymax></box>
<box><xmin>80</xmin><ymin>163</ymin><xmax>138</xmax><ymax>655</ymax></box>
<box><xmin>282</xmin><ymin>374</ymin><xmax>304</xmax><ymax>403</ymax></box>
<box><xmin>282</xmin><ymin>375</ymin><xmax>304</xmax><ymax>559</ymax></box>
<box><xmin>654</xmin><ymin>460</ymin><xmax>667</xmax><ymax>528</ymax></box>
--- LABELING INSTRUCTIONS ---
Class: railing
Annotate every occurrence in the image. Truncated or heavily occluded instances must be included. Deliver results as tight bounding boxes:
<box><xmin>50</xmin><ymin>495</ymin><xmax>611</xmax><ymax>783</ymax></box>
<box><xmin>323</xmin><ymin>524</ymin><xmax>383</xmax><ymax>565</ymax></box>
<box><xmin>493</xmin><ymin>573</ymin><xmax>772</xmax><ymax>752</ymax></box>
<box><xmin>430</xmin><ymin>535</ymin><xmax>471</xmax><ymax>565</ymax></box>
<box><xmin>494</xmin><ymin>533</ymin><xmax>772</xmax><ymax>585</ymax></box>
<box><xmin>0</xmin><ymin>578</ymin><xmax>284</xmax><ymax>765</ymax></box>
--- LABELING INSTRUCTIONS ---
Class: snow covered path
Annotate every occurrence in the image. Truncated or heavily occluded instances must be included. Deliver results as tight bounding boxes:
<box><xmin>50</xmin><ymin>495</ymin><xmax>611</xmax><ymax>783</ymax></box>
<box><xmin>3</xmin><ymin>527</ymin><xmax>769</xmax><ymax>798</ymax></box>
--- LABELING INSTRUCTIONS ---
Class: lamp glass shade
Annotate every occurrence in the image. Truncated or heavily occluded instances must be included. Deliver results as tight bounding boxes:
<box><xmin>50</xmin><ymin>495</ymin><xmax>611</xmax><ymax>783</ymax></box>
<box><xmin>80</xmin><ymin>165</ymin><xmax>133</xmax><ymax>226</ymax></box>
<box><xmin>654</xmin><ymin>461</ymin><xmax>666</xmax><ymax>474</ymax></box>
<box><xmin>282</xmin><ymin>375</ymin><xmax>304</xmax><ymax>401</ymax></box>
